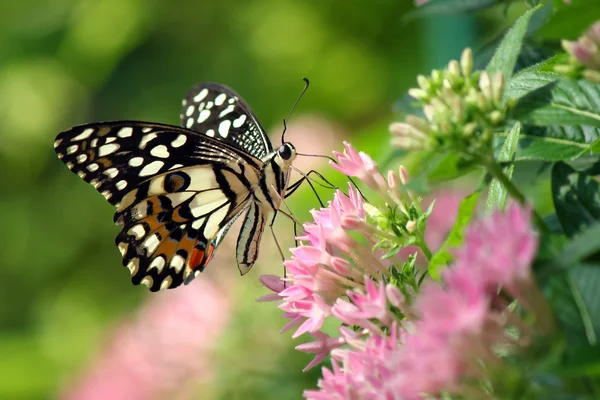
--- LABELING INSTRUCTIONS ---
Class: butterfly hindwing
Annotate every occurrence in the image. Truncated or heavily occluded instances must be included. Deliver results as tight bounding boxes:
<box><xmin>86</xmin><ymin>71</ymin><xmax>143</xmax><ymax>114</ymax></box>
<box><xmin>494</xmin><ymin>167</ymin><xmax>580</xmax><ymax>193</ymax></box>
<box><xmin>180</xmin><ymin>83</ymin><xmax>273</xmax><ymax>159</ymax></box>
<box><xmin>55</xmin><ymin>120</ymin><xmax>266</xmax><ymax>291</ymax></box>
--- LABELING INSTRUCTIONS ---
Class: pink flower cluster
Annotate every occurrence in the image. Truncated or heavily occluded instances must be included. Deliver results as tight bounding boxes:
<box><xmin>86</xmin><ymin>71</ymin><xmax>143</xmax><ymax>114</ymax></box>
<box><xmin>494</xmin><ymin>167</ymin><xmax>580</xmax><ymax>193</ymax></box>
<box><xmin>260</xmin><ymin>142</ymin><xmax>543</xmax><ymax>399</ymax></box>
<box><xmin>63</xmin><ymin>281</ymin><xmax>231</xmax><ymax>400</ymax></box>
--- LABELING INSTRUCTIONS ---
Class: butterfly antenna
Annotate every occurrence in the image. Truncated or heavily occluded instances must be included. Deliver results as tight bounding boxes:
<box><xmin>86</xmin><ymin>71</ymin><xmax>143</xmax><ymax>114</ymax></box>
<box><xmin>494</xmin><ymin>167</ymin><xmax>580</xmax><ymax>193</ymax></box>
<box><xmin>281</xmin><ymin>77</ymin><xmax>310</xmax><ymax>145</ymax></box>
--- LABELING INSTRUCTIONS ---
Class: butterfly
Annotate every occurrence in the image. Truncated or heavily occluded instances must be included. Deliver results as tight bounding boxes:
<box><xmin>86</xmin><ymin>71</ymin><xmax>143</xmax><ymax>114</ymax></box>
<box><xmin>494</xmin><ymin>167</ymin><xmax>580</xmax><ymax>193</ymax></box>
<box><xmin>54</xmin><ymin>83</ymin><xmax>297</xmax><ymax>291</ymax></box>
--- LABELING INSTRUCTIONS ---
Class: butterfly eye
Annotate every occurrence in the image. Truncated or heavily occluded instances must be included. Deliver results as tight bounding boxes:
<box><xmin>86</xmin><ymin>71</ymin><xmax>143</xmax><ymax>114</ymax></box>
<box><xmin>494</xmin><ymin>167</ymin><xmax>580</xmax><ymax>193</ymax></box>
<box><xmin>278</xmin><ymin>143</ymin><xmax>294</xmax><ymax>160</ymax></box>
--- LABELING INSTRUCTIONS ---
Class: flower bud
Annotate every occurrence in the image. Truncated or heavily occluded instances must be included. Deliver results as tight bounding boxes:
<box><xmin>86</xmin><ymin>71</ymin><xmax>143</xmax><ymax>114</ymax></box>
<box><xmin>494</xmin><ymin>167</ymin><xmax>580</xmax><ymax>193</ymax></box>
<box><xmin>387</xmin><ymin>170</ymin><xmax>398</xmax><ymax>189</ymax></box>
<box><xmin>399</xmin><ymin>166</ymin><xmax>410</xmax><ymax>185</ymax></box>
<box><xmin>406</xmin><ymin>220</ymin><xmax>417</xmax><ymax>233</ymax></box>
<box><xmin>408</xmin><ymin>88</ymin><xmax>428</xmax><ymax>101</ymax></box>
<box><xmin>417</xmin><ymin>74</ymin><xmax>430</xmax><ymax>91</ymax></box>
<box><xmin>479</xmin><ymin>71</ymin><xmax>493</xmax><ymax>101</ymax></box>
<box><xmin>460</xmin><ymin>48</ymin><xmax>473</xmax><ymax>77</ymax></box>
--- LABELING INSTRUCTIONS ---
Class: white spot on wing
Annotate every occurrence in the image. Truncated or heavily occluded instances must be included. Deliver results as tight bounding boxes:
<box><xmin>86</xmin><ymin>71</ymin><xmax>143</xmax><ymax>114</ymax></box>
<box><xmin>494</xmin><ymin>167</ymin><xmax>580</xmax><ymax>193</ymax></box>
<box><xmin>233</xmin><ymin>114</ymin><xmax>247</xmax><ymax>128</ymax></box>
<box><xmin>139</xmin><ymin>160</ymin><xmax>164</xmax><ymax>177</ymax></box>
<box><xmin>185</xmin><ymin>105</ymin><xmax>194</xmax><ymax>116</ymax></box>
<box><xmin>189</xmin><ymin>190</ymin><xmax>227</xmax><ymax>218</ymax></box>
<box><xmin>116</xmin><ymin>180</ymin><xmax>128</xmax><ymax>190</ymax></box>
<box><xmin>191</xmin><ymin>218</ymin><xmax>205</xmax><ymax>230</ymax></box>
<box><xmin>142</xmin><ymin>127</ymin><xmax>152</xmax><ymax>133</ymax></box>
<box><xmin>118</xmin><ymin>127</ymin><xmax>133</xmax><ymax>138</ymax></box>
<box><xmin>206</xmin><ymin>129</ymin><xmax>215</xmax><ymax>137</ymax></box>
<box><xmin>143</xmin><ymin>234</ymin><xmax>160</xmax><ymax>254</ymax></box>
<box><xmin>167</xmin><ymin>192</ymin><xmax>195</xmax><ymax>207</ymax></box>
<box><xmin>72</xmin><ymin>128</ymin><xmax>94</xmax><ymax>141</ymax></box>
<box><xmin>149</xmin><ymin>256</ymin><xmax>166</xmax><ymax>272</ymax></box>
<box><xmin>118</xmin><ymin>242</ymin><xmax>128</xmax><ymax>256</ymax></box>
<box><xmin>186</xmin><ymin>118</ymin><xmax>193</xmax><ymax>128</ymax></box>
<box><xmin>193</xmin><ymin>88</ymin><xmax>209</xmax><ymax>102</ymax></box>
<box><xmin>129</xmin><ymin>157</ymin><xmax>144</xmax><ymax>167</ymax></box>
<box><xmin>171</xmin><ymin>134</ymin><xmax>187</xmax><ymax>148</ymax></box>
<box><xmin>99</xmin><ymin>143</ymin><xmax>119</xmax><ymax>156</ymax></box>
<box><xmin>150</xmin><ymin>145</ymin><xmax>170</xmax><ymax>158</ymax></box>
<box><xmin>67</xmin><ymin>145</ymin><xmax>78</xmax><ymax>154</ymax></box>
<box><xmin>105</xmin><ymin>137</ymin><xmax>116</xmax><ymax>143</ymax></box>
<box><xmin>197</xmin><ymin>109</ymin><xmax>211</xmax><ymax>123</ymax></box>
<box><xmin>169</xmin><ymin>164</ymin><xmax>184</xmax><ymax>170</ymax></box>
<box><xmin>54</xmin><ymin>138</ymin><xmax>62</xmax><ymax>148</ymax></box>
<box><xmin>104</xmin><ymin>167</ymin><xmax>119</xmax><ymax>178</ymax></box>
<box><xmin>204</xmin><ymin>206</ymin><xmax>229</xmax><ymax>238</ymax></box>
<box><xmin>219</xmin><ymin>105</ymin><xmax>235</xmax><ymax>117</ymax></box>
<box><xmin>187</xmin><ymin>167</ymin><xmax>218</xmax><ymax>191</ymax></box>
<box><xmin>170</xmin><ymin>255</ymin><xmax>185</xmax><ymax>272</ymax></box>
<box><xmin>218</xmin><ymin>120</ymin><xmax>231</xmax><ymax>138</ymax></box>
<box><xmin>160</xmin><ymin>276</ymin><xmax>173</xmax><ymax>290</ymax></box>
<box><xmin>140</xmin><ymin>133</ymin><xmax>157</xmax><ymax>149</ymax></box>
<box><xmin>101</xmin><ymin>191</ymin><xmax>112</xmax><ymax>200</ymax></box>
<box><xmin>127</xmin><ymin>258</ymin><xmax>140</xmax><ymax>275</ymax></box>
<box><xmin>87</xmin><ymin>163</ymin><xmax>99</xmax><ymax>172</ymax></box>
<box><xmin>141</xmin><ymin>276</ymin><xmax>153</xmax><ymax>288</ymax></box>
<box><xmin>215</xmin><ymin>93</ymin><xmax>227</xmax><ymax>106</ymax></box>
<box><xmin>91</xmin><ymin>138</ymin><xmax>99</xmax><ymax>147</ymax></box>
<box><xmin>128</xmin><ymin>224</ymin><xmax>146</xmax><ymax>239</ymax></box>
<box><xmin>76</xmin><ymin>154</ymin><xmax>87</xmax><ymax>163</ymax></box>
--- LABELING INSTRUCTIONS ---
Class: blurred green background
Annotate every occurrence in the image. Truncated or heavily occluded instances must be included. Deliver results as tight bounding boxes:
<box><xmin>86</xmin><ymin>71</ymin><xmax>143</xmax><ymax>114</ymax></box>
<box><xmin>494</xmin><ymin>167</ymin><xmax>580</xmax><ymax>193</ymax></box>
<box><xmin>0</xmin><ymin>0</ymin><xmax>558</xmax><ymax>399</ymax></box>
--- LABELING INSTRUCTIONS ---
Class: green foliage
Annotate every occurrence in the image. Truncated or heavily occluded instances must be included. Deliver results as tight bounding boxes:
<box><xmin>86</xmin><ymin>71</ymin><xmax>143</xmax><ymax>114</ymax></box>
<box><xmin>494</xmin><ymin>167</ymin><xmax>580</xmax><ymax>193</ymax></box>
<box><xmin>487</xmin><ymin>122</ymin><xmax>521</xmax><ymax>211</ymax></box>
<box><xmin>487</xmin><ymin>5</ymin><xmax>541</xmax><ymax>82</ymax></box>
<box><xmin>429</xmin><ymin>191</ymin><xmax>481</xmax><ymax>279</ymax></box>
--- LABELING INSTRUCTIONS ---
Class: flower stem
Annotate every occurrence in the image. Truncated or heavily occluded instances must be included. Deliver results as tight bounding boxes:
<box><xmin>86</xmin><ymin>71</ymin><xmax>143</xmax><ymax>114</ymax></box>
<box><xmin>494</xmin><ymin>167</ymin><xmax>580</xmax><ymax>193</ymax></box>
<box><xmin>481</xmin><ymin>157</ymin><xmax>550</xmax><ymax>234</ymax></box>
<box><xmin>416</xmin><ymin>238</ymin><xmax>433</xmax><ymax>261</ymax></box>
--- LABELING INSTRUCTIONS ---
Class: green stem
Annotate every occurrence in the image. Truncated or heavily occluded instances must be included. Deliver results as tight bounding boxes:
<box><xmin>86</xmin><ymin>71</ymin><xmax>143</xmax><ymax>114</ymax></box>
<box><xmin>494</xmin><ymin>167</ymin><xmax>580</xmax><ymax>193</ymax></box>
<box><xmin>482</xmin><ymin>156</ymin><xmax>550</xmax><ymax>234</ymax></box>
<box><xmin>417</xmin><ymin>237</ymin><xmax>433</xmax><ymax>261</ymax></box>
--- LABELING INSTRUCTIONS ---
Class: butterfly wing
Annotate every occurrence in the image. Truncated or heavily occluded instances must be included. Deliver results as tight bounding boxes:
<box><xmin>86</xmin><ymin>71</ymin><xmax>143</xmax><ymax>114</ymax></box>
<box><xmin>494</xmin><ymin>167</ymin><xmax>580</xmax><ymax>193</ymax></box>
<box><xmin>54</xmin><ymin>121</ymin><xmax>263</xmax><ymax>291</ymax></box>
<box><xmin>180</xmin><ymin>83</ymin><xmax>273</xmax><ymax>159</ymax></box>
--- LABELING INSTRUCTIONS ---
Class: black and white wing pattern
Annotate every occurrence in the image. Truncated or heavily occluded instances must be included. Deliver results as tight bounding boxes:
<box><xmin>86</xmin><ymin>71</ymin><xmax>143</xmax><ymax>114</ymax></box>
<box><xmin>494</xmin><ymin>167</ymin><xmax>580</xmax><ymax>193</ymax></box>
<box><xmin>180</xmin><ymin>83</ymin><xmax>282</xmax><ymax>275</ymax></box>
<box><xmin>54</xmin><ymin>121</ymin><xmax>263</xmax><ymax>291</ymax></box>
<box><xmin>180</xmin><ymin>83</ymin><xmax>273</xmax><ymax>159</ymax></box>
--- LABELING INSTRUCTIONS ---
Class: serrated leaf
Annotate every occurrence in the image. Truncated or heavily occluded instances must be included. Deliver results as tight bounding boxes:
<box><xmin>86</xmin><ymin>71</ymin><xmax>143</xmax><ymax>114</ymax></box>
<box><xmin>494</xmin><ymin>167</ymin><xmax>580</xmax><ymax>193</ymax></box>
<box><xmin>551</xmin><ymin>162</ymin><xmax>600</xmax><ymax>237</ymax></box>
<box><xmin>508</xmin><ymin>72</ymin><xmax>600</xmax><ymax>127</ymax></box>
<box><xmin>403</xmin><ymin>0</ymin><xmax>498</xmax><ymax>22</ymax></box>
<box><xmin>514</xmin><ymin>134</ymin><xmax>590</xmax><ymax>161</ymax></box>
<box><xmin>486</xmin><ymin>122</ymin><xmax>520</xmax><ymax>212</ymax></box>
<box><xmin>427</xmin><ymin>153</ymin><xmax>478</xmax><ymax>183</ymax></box>
<box><xmin>428</xmin><ymin>191</ymin><xmax>481</xmax><ymax>279</ymax></box>
<box><xmin>555</xmin><ymin>222</ymin><xmax>600</xmax><ymax>269</ymax></box>
<box><xmin>487</xmin><ymin>6</ymin><xmax>540</xmax><ymax>82</ymax></box>
<box><xmin>543</xmin><ymin>267</ymin><xmax>598</xmax><ymax>346</ymax></box>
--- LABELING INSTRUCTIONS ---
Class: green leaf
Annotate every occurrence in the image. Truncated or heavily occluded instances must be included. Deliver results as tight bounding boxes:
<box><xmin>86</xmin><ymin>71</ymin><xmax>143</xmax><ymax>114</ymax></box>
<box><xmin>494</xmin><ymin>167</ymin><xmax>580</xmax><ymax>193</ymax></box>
<box><xmin>514</xmin><ymin>134</ymin><xmax>590</xmax><ymax>161</ymax></box>
<box><xmin>403</xmin><ymin>0</ymin><xmax>498</xmax><ymax>21</ymax></box>
<box><xmin>427</xmin><ymin>153</ymin><xmax>478</xmax><ymax>183</ymax></box>
<box><xmin>507</xmin><ymin>71</ymin><xmax>600</xmax><ymax>127</ymax></box>
<box><xmin>544</xmin><ymin>266</ymin><xmax>600</xmax><ymax>347</ymax></box>
<box><xmin>487</xmin><ymin>6</ymin><xmax>540</xmax><ymax>82</ymax></box>
<box><xmin>551</xmin><ymin>162</ymin><xmax>600</xmax><ymax>238</ymax></box>
<box><xmin>428</xmin><ymin>191</ymin><xmax>481</xmax><ymax>279</ymax></box>
<box><xmin>555</xmin><ymin>221</ymin><xmax>600</xmax><ymax>270</ymax></box>
<box><xmin>486</xmin><ymin>122</ymin><xmax>520</xmax><ymax>212</ymax></box>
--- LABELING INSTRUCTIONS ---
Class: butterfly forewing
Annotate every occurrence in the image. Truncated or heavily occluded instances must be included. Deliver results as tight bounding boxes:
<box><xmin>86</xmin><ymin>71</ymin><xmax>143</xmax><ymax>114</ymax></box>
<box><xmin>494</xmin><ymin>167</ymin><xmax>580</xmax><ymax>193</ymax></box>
<box><xmin>181</xmin><ymin>83</ymin><xmax>273</xmax><ymax>159</ymax></box>
<box><xmin>54</xmin><ymin>121</ymin><xmax>265</xmax><ymax>291</ymax></box>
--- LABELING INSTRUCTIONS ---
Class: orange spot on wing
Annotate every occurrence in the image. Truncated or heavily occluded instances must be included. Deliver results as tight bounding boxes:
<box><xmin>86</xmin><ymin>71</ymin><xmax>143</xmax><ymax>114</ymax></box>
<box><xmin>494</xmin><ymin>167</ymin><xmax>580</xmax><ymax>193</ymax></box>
<box><xmin>189</xmin><ymin>244</ymin><xmax>215</xmax><ymax>271</ymax></box>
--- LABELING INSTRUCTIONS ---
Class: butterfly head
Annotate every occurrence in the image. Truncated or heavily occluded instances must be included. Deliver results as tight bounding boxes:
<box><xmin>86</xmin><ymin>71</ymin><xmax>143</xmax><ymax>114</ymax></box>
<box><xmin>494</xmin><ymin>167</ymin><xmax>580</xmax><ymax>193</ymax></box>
<box><xmin>276</xmin><ymin>142</ymin><xmax>296</xmax><ymax>165</ymax></box>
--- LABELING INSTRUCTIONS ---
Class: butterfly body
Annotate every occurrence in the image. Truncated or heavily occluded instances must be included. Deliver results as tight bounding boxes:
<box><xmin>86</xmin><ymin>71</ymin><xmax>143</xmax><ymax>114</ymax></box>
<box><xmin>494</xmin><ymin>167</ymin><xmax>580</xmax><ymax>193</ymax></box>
<box><xmin>54</xmin><ymin>84</ymin><xmax>296</xmax><ymax>291</ymax></box>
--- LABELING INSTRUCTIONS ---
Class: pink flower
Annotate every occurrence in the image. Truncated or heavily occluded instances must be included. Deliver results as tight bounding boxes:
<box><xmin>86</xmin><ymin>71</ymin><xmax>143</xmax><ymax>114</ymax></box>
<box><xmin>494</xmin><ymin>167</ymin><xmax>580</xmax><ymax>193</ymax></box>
<box><xmin>332</xmin><ymin>278</ymin><xmax>392</xmax><ymax>331</ymax></box>
<box><xmin>62</xmin><ymin>281</ymin><xmax>232</xmax><ymax>400</ymax></box>
<box><xmin>330</xmin><ymin>142</ymin><xmax>387</xmax><ymax>192</ymax></box>
<box><xmin>296</xmin><ymin>332</ymin><xmax>346</xmax><ymax>372</ymax></box>
<box><xmin>453</xmin><ymin>203</ymin><xmax>537</xmax><ymax>291</ymax></box>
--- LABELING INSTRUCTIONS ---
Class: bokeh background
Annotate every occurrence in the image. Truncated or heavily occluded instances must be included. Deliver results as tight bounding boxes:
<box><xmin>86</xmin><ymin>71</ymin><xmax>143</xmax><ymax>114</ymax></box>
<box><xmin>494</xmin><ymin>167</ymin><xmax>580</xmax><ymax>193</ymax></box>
<box><xmin>1</xmin><ymin>1</ymin><xmax>589</xmax><ymax>399</ymax></box>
